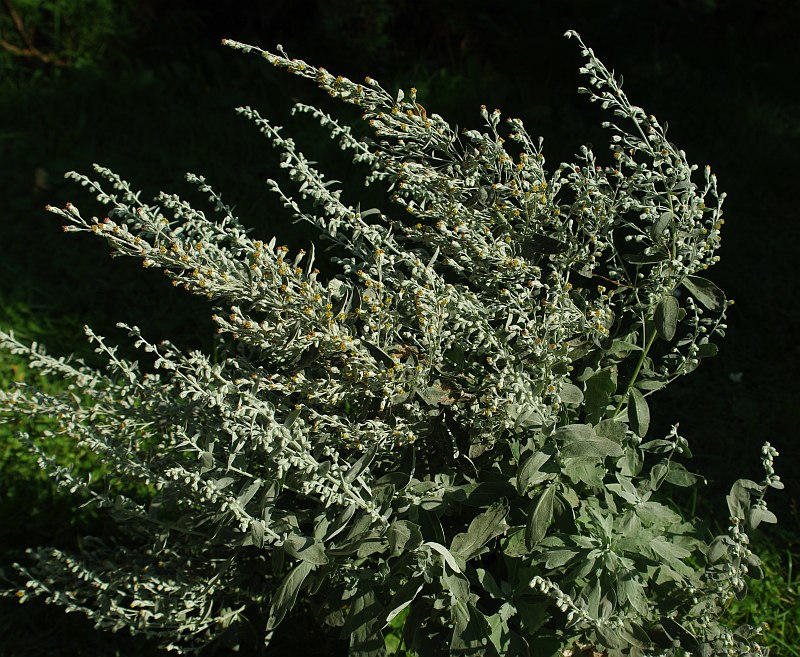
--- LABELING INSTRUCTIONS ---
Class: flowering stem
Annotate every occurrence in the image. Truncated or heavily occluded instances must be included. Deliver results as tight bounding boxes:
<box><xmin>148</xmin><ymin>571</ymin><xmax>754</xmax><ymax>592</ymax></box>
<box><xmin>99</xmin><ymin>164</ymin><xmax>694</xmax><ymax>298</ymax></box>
<box><xmin>614</xmin><ymin>322</ymin><xmax>658</xmax><ymax>418</ymax></box>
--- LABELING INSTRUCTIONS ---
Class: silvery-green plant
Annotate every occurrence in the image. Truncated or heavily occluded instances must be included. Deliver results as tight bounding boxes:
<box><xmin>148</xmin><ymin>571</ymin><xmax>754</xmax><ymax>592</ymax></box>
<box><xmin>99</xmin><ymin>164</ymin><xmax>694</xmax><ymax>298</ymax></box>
<box><xmin>0</xmin><ymin>31</ymin><xmax>781</xmax><ymax>657</ymax></box>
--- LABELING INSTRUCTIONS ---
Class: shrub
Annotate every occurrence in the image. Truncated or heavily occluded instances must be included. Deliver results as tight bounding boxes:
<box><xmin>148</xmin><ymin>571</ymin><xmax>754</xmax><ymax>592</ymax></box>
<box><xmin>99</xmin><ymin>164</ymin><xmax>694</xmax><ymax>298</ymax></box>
<box><xmin>0</xmin><ymin>31</ymin><xmax>781</xmax><ymax>656</ymax></box>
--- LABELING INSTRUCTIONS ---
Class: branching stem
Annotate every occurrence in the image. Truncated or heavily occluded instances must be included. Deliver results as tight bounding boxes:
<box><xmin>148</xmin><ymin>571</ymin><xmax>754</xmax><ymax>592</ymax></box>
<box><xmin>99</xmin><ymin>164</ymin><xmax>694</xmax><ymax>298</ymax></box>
<box><xmin>614</xmin><ymin>321</ymin><xmax>657</xmax><ymax>418</ymax></box>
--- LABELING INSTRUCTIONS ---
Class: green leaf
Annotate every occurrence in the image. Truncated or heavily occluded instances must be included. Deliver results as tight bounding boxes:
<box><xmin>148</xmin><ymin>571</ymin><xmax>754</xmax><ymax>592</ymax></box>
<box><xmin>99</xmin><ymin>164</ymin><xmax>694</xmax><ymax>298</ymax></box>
<box><xmin>616</xmin><ymin>514</ymin><xmax>643</xmax><ymax>544</ymax></box>
<box><xmin>620</xmin><ymin>620</ymin><xmax>651</xmax><ymax>649</ymax></box>
<box><xmin>556</xmin><ymin>423</ymin><xmax>624</xmax><ymax>459</ymax></box>
<box><xmin>583</xmin><ymin>579</ymin><xmax>602</xmax><ymax>619</ymax></box>
<box><xmin>597</xmin><ymin>621</ymin><xmax>629</xmax><ymax>650</ymax></box>
<box><xmin>664</xmin><ymin>462</ymin><xmax>705</xmax><ymax>487</ymax></box>
<box><xmin>543</xmin><ymin>548</ymin><xmax>579</xmax><ymax>569</ymax></box>
<box><xmin>454</xmin><ymin>481</ymin><xmax>515</xmax><ymax>507</ymax></box>
<box><xmin>553</xmin><ymin>423</ymin><xmax>596</xmax><ymax>443</ymax></box>
<box><xmin>682</xmin><ymin>275</ymin><xmax>725</xmax><ymax>311</ymax></box>
<box><xmin>325</xmin><ymin>504</ymin><xmax>357</xmax><ymax>541</ymax></box>
<box><xmin>634</xmin><ymin>501</ymin><xmax>681</xmax><ymax>526</ymax></box>
<box><xmin>249</xmin><ymin>520</ymin><xmax>265</xmax><ymax>548</ymax></box>
<box><xmin>697</xmin><ymin>341</ymin><xmax>719</xmax><ymax>358</ymax></box>
<box><xmin>607</xmin><ymin>339</ymin><xmax>641</xmax><ymax>356</ymax></box>
<box><xmin>475</xmin><ymin>568</ymin><xmax>504</xmax><ymax>599</ymax></box>
<box><xmin>527</xmin><ymin>634</ymin><xmax>562</xmax><ymax>657</ymax></box>
<box><xmin>266</xmin><ymin>561</ymin><xmax>313</xmax><ymax>630</ymax></box>
<box><xmin>594</xmin><ymin>419</ymin><xmax>626</xmax><ymax>443</ymax></box>
<box><xmin>199</xmin><ymin>450</ymin><xmax>214</xmax><ymax>473</ymax></box>
<box><xmin>627</xmin><ymin>387</ymin><xmax>650</xmax><ymax>437</ymax></box>
<box><xmin>314</xmin><ymin>514</ymin><xmax>332</xmax><ymax>541</ymax></box>
<box><xmin>357</xmin><ymin>536</ymin><xmax>388</xmax><ymax>558</ymax></box>
<box><xmin>385</xmin><ymin>579</ymin><xmax>424</xmax><ymax>624</ymax></box>
<box><xmin>362</xmin><ymin>339</ymin><xmax>395</xmax><ymax>366</ymax></box>
<box><xmin>555</xmin><ymin>423</ymin><xmax>623</xmax><ymax>459</ymax></box>
<box><xmin>584</xmin><ymin>370</ymin><xmax>617</xmax><ymax>425</ymax></box>
<box><xmin>418</xmin><ymin>509</ymin><xmax>445</xmax><ymax>544</ymax></box>
<box><xmin>661</xmin><ymin>618</ymin><xmax>700</xmax><ymax>652</ymax></box>
<box><xmin>211</xmin><ymin>476</ymin><xmax>236</xmax><ymax>491</ymax></box>
<box><xmin>345</xmin><ymin>442</ymin><xmax>379</xmax><ymax>483</ymax></box>
<box><xmin>726</xmin><ymin>479</ymin><xmax>752</xmax><ymax>521</ymax></box>
<box><xmin>236</xmin><ymin>478</ymin><xmax>262</xmax><ymax>507</ymax></box>
<box><xmin>372</xmin><ymin>482</ymin><xmax>396</xmax><ymax>518</ymax></box>
<box><xmin>651</xmin><ymin>210</ymin><xmax>673</xmax><ymax>240</ymax></box>
<box><xmin>450</xmin><ymin>600</ymin><xmax>491</xmax><ymax>652</ymax></box>
<box><xmin>342</xmin><ymin>589</ymin><xmax>385</xmax><ymax>636</ymax></box>
<box><xmin>654</xmin><ymin>295</ymin><xmax>679</xmax><ymax>341</ymax></box>
<box><xmin>650</xmin><ymin>537</ymin><xmax>691</xmax><ymax>564</ymax></box>
<box><xmin>607</xmin><ymin>475</ymin><xmax>641</xmax><ymax>505</ymax></box>
<box><xmin>285</xmin><ymin>534</ymin><xmax>329</xmax><ymax>565</ymax></box>
<box><xmin>561</xmin><ymin>440</ymin><xmax>622</xmax><ymax>459</ymax></box>
<box><xmin>441</xmin><ymin>571</ymin><xmax>471</xmax><ymax>600</ymax></box>
<box><xmin>618</xmin><ymin>446</ymin><xmax>643</xmax><ymax>477</ymax></box>
<box><xmin>486</xmin><ymin>611</ymin><xmax>511</xmax><ymax>655</ymax></box>
<box><xmin>746</xmin><ymin>555</ymin><xmax>764</xmax><ymax>579</ymax></box>
<box><xmin>284</xmin><ymin>408</ymin><xmax>301</xmax><ymax>428</ymax></box>
<box><xmin>526</xmin><ymin>486</ymin><xmax>556</xmax><ymax>549</ymax></box>
<box><xmin>507</xmin><ymin>402</ymin><xmax>543</xmax><ymax>430</ymax></box>
<box><xmin>617</xmin><ymin>574</ymin><xmax>649</xmax><ymax>617</ymax></box>
<box><xmin>649</xmin><ymin>461</ymin><xmax>669</xmax><ymax>491</ymax></box>
<box><xmin>573</xmin><ymin>555</ymin><xmax>598</xmax><ymax>580</ymax></box>
<box><xmin>451</xmin><ymin>502</ymin><xmax>509</xmax><ymax>560</ymax></box>
<box><xmin>558</xmin><ymin>382</ymin><xmax>583</xmax><ymax>405</ymax></box>
<box><xmin>425</xmin><ymin>541</ymin><xmax>463</xmax><ymax>574</ymax></box>
<box><xmin>516</xmin><ymin>449</ymin><xmax>554</xmax><ymax>495</ymax></box>
<box><xmin>748</xmin><ymin>506</ymin><xmax>778</xmax><ymax>530</ymax></box>
<box><xmin>344</xmin><ymin>590</ymin><xmax>387</xmax><ymax>656</ymax></box>
<box><xmin>563</xmin><ymin>457</ymin><xmax>605</xmax><ymax>487</ymax></box>
<box><xmin>634</xmin><ymin>378</ymin><xmax>666</xmax><ymax>391</ymax></box>
<box><xmin>640</xmin><ymin>439</ymin><xmax>676</xmax><ymax>454</ymax></box>
<box><xmin>585</xmin><ymin>500</ymin><xmax>614</xmax><ymax>537</ymax></box>
<box><xmin>707</xmin><ymin>536</ymin><xmax>729</xmax><ymax>563</ymax></box>
<box><xmin>500</xmin><ymin>527</ymin><xmax>528</xmax><ymax>557</ymax></box>
<box><xmin>388</xmin><ymin>520</ymin><xmax>423</xmax><ymax>554</ymax></box>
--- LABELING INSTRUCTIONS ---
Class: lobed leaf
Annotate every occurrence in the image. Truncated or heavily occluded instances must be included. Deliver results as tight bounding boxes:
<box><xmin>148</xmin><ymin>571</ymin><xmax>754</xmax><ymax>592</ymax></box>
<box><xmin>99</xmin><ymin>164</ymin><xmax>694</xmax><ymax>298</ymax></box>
<box><xmin>450</xmin><ymin>502</ymin><xmax>510</xmax><ymax>560</ymax></box>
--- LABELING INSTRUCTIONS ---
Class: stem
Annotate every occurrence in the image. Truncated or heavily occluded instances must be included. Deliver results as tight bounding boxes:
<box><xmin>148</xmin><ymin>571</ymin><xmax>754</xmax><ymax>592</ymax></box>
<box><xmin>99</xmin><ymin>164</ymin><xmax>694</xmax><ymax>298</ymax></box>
<box><xmin>614</xmin><ymin>322</ymin><xmax>657</xmax><ymax>417</ymax></box>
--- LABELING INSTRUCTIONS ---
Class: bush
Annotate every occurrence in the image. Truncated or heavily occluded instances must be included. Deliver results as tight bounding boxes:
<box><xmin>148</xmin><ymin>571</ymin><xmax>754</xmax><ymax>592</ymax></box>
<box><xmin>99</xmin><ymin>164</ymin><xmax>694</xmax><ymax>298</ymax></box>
<box><xmin>0</xmin><ymin>31</ymin><xmax>781</xmax><ymax>656</ymax></box>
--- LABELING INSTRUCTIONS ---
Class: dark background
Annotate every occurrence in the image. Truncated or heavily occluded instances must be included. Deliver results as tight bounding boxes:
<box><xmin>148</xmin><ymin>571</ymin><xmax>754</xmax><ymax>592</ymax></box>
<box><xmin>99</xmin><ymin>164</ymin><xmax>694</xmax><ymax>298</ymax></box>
<box><xmin>1</xmin><ymin>1</ymin><xmax>798</xmax><ymax>655</ymax></box>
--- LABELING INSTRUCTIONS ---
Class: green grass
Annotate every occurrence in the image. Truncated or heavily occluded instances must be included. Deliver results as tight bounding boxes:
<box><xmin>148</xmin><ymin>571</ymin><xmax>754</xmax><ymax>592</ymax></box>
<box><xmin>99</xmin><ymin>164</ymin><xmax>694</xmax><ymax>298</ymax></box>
<box><xmin>725</xmin><ymin>530</ymin><xmax>800</xmax><ymax>656</ymax></box>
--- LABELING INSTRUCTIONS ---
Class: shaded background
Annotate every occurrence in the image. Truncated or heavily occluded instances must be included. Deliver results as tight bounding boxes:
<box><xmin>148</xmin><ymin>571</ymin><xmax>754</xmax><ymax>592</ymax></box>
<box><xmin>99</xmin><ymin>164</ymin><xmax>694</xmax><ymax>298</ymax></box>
<box><xmin>1</xmin><ymin>1</ymin><xmax>798</xmax><ymax>655</ymax></box>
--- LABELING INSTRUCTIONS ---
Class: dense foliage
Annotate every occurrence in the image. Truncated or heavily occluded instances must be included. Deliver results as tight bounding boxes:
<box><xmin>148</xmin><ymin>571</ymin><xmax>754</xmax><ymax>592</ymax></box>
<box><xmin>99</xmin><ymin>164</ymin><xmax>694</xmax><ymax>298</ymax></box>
<box><xmin>0</xmin><ymin>31</ymin><xmax>781</xmax><ymax>656</ymax></box>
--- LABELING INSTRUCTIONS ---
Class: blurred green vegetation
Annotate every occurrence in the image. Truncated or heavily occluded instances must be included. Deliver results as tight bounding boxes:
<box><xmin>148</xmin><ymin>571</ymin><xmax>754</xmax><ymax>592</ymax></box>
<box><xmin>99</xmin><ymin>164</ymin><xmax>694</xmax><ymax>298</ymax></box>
<box><xmin>1</xmin><ymin>1</ymin><xmax>798</xmax><ymax>655</ymax></box>
<box><xmin>0</xmin><ymin>0</ymin><xmax>134</xmax><ymax>77</ymax></box>
<box><xmin>726</xmin><ymin>530</ymin><xmax>800</xmax><ymax>657</ymax></box>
